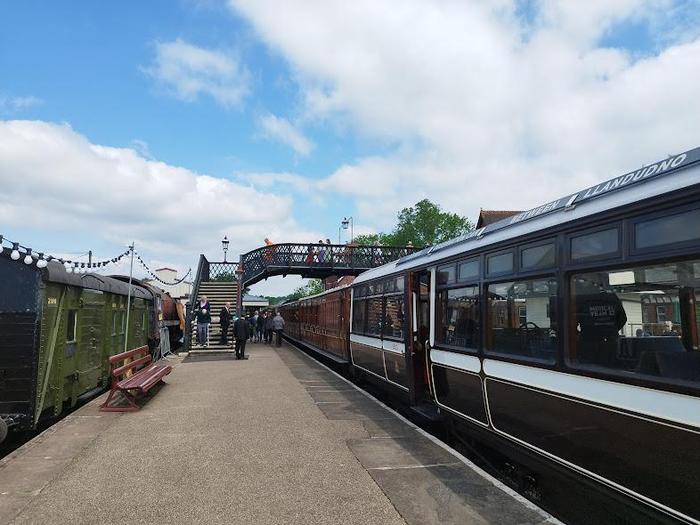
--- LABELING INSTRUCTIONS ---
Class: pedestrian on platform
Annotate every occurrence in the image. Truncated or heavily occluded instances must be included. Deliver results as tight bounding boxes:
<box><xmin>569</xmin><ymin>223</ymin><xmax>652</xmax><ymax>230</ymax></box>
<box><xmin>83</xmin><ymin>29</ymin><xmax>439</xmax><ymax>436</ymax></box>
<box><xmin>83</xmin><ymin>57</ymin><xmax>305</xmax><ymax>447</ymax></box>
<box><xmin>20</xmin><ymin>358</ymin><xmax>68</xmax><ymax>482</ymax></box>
<box><xmin>265</xmin><ymin>311</ymin><xmax>274</xmax><ymax>344</ymax></box>
<box><xmin>193</xmin><ymin>295</ymin><xmax>212</xmax><ymax>347</ymax></box>
<box><xmin>272</xmin><ymin>311</ymin><xmax>285</xmax><ymax>347</ymax></box>
<box><xmin>256</xmin><ymin>312</ymin><xmax>265</xmax><ymax>342</ymax></box>
<box><xmin>233</xmin><ymin>315</ymin><xmax>250</xmax><ymax>359</ymax></box>
<box><xmin>219</xmin><ymin>302</ymin><xmax>232</xmax><ymax>346</ymax></box>
<box><xmin>248</xmin><ymin>315</ymin><xmax>256</xmax><ymax>341</ymax></box>
<box><xmin>251</xmin><ymin>311</ymin><xmax>259</xmax><ymax>342</ymax></box>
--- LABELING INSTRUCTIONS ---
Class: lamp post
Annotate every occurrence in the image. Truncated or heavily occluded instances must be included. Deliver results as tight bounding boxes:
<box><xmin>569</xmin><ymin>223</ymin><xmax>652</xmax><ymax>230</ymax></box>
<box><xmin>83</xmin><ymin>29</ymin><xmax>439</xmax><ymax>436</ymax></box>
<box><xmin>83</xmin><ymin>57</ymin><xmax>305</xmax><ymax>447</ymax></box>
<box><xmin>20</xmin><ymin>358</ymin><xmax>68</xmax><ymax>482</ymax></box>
<box><xmin>222</xmin><ymin>236</ymin><xmax>229</xmax><ymax>262</ymax></box>
<box><xmin>341</xmin><ymin>216</ymin><xmax>354</xmax><ymax>244</ymax></box>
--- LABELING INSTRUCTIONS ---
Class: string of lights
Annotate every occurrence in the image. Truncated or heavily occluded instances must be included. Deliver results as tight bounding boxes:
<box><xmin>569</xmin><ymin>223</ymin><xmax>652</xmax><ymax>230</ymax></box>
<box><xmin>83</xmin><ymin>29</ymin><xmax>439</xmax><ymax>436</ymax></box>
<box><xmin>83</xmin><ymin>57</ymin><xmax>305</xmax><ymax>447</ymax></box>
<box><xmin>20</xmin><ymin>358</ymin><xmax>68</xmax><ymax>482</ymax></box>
<box><xmin>0</xmin><ymin>233</ymin><xmax>130</xmax><ymax>273</ymax></box>
<box><xmin>0</xmin><ymin>234</ymin><xmax>191</xmax><ymax>284</ymax></box>
<box><xmin>134</xmin><ymin>251</ymin><xmax>192</xmax><ymax>286</ymax></box>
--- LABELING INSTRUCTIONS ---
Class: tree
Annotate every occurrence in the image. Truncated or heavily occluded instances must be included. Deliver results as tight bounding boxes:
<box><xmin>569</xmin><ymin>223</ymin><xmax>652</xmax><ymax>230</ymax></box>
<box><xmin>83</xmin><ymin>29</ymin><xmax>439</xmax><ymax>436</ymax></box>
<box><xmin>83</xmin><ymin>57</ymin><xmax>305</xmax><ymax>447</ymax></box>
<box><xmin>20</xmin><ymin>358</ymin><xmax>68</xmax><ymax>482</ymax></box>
<box><xmin>354</xmin><ymin>199</ymin><xmax>473</xmax><ymax>247</ymax></box>
<box><xmin>286</xmin><ymin>279</ymin><xmax>325</xmax><ymax>301</ymax></box>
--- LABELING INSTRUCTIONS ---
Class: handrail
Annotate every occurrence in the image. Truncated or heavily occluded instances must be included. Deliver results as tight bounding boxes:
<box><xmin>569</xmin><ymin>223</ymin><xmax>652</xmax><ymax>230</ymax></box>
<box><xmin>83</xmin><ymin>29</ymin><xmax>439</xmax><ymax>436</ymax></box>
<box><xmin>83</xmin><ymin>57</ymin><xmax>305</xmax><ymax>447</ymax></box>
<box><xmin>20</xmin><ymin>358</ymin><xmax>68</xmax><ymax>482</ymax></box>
<box><xmin>239</xmin><ymin>243</ymin><xmax>418</xmax><ymax>287</ymax></box>
<box><xmin>184</xmin><ymin>254</ymin><xmax>207</xmax><ymax>351</ymax></box>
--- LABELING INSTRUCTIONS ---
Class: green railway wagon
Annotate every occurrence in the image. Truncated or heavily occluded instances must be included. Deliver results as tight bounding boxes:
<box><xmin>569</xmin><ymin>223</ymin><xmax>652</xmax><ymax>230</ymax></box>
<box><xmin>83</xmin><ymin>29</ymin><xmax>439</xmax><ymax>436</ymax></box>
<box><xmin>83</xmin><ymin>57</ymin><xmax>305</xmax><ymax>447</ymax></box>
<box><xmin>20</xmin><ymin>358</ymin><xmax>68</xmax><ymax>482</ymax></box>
<box><xmin>1</xmin><ymin>253</ymin><xmax>155</xmax><ymax>443</ymax></box>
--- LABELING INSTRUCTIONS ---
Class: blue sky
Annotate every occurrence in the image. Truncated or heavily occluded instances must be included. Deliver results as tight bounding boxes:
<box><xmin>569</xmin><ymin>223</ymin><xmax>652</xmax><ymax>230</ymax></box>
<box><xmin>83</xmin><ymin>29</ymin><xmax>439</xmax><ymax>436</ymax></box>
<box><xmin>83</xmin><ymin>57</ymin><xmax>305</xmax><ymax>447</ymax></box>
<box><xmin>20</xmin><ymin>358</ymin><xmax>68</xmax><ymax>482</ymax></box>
<box><xmin>1</xmin><ymin>1</ymin><xmax>699</xmax><ymax>295</ymax></box>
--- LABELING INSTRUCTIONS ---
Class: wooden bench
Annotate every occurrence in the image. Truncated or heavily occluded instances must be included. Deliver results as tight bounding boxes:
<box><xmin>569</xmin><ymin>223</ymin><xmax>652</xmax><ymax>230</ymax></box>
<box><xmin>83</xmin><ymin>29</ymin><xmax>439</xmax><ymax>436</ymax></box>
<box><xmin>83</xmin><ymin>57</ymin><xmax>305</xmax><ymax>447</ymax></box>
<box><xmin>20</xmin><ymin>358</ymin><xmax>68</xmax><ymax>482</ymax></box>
<box><xmin>99</xmin><ymin>345</ymin><xmax>172</xmax><ymax>412</ymax></box>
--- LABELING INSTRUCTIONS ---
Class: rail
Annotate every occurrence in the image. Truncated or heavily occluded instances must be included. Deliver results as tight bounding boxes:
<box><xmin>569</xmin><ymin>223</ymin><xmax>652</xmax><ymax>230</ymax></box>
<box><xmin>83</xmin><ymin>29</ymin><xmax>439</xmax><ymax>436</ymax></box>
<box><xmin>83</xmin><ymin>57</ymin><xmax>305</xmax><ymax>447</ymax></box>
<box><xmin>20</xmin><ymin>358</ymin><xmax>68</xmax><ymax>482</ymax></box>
<box><xmin>239</xmin><ymin>243</ymin><xmax>417</xmax><ymax>287</ymax></box>
<box><xmin>184</xmin><ymin>254</ymin><xmax>207</xmax><ymax>351</ymax></box>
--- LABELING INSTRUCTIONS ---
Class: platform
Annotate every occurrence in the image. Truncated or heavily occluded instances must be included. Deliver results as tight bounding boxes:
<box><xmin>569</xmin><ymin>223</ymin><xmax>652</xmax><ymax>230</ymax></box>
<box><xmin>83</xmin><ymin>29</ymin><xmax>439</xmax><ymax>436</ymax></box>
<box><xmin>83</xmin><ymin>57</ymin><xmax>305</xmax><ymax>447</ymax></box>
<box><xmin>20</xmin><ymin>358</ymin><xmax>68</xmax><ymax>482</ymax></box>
<box><xmin>0</xmin><ymin>342</ymin><xmax>557</xmax><ymax>524</ymax></box>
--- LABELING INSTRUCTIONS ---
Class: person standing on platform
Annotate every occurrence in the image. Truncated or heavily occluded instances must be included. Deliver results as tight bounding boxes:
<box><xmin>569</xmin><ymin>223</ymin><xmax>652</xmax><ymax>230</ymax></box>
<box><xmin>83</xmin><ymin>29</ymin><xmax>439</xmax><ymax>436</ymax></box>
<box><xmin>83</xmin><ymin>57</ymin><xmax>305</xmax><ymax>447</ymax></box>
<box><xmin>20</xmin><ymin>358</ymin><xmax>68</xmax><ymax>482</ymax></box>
<box><xmin>265</xmin><ymin>311</ymin><xmax>274</xmax><ymax>344</ymax></box>
<box><xmin>219</xmin><ymin>302</ymin><xmax>232</xmax><ymax>346</ymax></box>
<box><xmin>233</xmin><ymin>315</ymin><xmax>250</xmax><ymax>359</ymax></box>
<box><xmin>193</xmin><ymin>295</ymin><xmax>212</xmax><ymax>347</ymax></box>
<box><xmin>256</xmin><ymin>312</ymin><xmax>265</xmax><ymax>343</ymax></box>
<box><xmin>272</xmin><ymin>311</ymin><xmax>285</xmax><ymax>347</ymax></box>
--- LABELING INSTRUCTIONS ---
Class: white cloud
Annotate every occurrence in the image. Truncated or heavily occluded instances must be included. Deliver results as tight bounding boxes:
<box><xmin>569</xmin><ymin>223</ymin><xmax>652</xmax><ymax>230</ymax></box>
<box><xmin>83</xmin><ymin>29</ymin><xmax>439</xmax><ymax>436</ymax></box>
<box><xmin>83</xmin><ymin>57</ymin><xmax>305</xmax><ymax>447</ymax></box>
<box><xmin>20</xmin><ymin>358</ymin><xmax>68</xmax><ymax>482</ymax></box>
<box><xmin>229</xmin><ymin>0</ymin><xmax>700</xmax><ymax>226</ymax></box>
<box><xmin>0</xmin><ymin>120</ymin><xmax>322</xmax><ymax>295</ymax></box>
<box><xmin>143</xmin><ymin>38</ymin><xmax>250</xmax><ymax>108</ymax></box>
<box><xmin>0</xmin><ymin>95</ymin><xmax>43</xmax><ymax>113</ymax></box>
<box><xmin>258</xmin><ymin>113</ymin><xmax>314</xmax><ymax>155</ymax></box>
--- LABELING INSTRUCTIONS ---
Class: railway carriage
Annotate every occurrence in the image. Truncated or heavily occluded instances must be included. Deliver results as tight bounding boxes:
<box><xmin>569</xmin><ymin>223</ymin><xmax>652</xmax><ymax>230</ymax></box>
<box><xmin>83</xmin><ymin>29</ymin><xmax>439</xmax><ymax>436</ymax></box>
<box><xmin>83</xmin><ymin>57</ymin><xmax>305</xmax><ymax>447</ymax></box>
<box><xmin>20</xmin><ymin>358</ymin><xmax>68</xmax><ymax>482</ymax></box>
<box><xmin>281</xmin><ymin>147</ymin><xmax>700</xmax><ymax>524</ymax></box>
<box><xmin>0</xmin><ymin>255</ymin><xmax>178</xmax><ymax>444</ymax></box>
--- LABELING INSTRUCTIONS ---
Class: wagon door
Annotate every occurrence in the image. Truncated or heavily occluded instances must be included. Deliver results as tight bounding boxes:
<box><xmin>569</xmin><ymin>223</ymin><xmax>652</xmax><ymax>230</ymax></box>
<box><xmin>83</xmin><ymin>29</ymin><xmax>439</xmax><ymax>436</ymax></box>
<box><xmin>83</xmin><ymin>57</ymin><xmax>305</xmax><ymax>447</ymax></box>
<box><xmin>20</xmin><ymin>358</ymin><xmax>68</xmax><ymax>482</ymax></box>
<box><xmin>408</xmin><ymin>270</ymin><xmax>432</xmax><ymax>404</ymax></box>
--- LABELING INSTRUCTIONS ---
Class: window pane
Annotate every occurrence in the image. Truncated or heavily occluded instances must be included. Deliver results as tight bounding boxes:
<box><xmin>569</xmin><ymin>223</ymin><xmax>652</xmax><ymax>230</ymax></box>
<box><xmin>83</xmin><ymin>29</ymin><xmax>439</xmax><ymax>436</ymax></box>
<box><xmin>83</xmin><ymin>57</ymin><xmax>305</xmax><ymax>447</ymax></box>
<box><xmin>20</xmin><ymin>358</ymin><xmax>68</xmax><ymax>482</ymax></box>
<box><xmin>571</xmin><ymin>260</ymin><xmax>700</xmax><ymax>387</ymax></box>
<box><xmin>521</xmin><ymin>243</ymin><xmax>555</xmax><ymax>270</ymax></box>
<box><xmin>67</xmin><ymin>310</ymin><xmax>77</xmax><ymax>342</ymax></box>
<box><xmin>635</xmin><ymin>208</ymin><xmax>700</xmax><ymax>249</ymax></box>
<box><xmin>395</xmin><ymin>276</ymin><xmax>405</xmax><ymax>292</ymax></box>
<box><xmin>352</xmin><ymin>299</ymin><xmax>367</xmax><ymax>334</ymax></box>
<box><xmin>571</xmin><ymin>228</ymin><xmax>618</xmax><ymax>260</ymax></box>
<box><xmin>438</xmin><ymin>286</ymin><xmax>480</xmax><ymax>350</ymax></box>
<box><xmin>487</xmin><ymin>279</ymin><xmax>558</xmax><ymax>362</ymax></box>
<box><xmin>366</xmin><ymin>298</ymin><xmax>383</xmax><ymax>337</ymax></box>
<box><xmin>384</xmin><ymin>296</ymin><xmax>405</xmax><ymax>339</ymax></box>
<box><xmin>458</xmin><ymin>259</ymin><xmax>479</xmax><ymax>281</ymax></box>
<box><xmin>437</xmin><ymin>265</ymin><xmax>456</xmax><ymax>285</ymax></box>
<box><xmin>487</xmin><ymin>252</ymin><xmax>513</xmax><ymax>275</ymax></box>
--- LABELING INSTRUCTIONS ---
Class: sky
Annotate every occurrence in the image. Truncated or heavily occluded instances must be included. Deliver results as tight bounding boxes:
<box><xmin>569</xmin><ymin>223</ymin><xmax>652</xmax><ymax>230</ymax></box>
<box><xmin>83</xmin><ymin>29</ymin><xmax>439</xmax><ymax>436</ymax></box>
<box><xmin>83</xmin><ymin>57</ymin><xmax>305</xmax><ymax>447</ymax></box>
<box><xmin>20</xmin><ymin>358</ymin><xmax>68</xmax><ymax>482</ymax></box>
<box><xmin>1</xmin><ymin>0</ymin><xmax>699</xmax><ymax>296</ymax></box>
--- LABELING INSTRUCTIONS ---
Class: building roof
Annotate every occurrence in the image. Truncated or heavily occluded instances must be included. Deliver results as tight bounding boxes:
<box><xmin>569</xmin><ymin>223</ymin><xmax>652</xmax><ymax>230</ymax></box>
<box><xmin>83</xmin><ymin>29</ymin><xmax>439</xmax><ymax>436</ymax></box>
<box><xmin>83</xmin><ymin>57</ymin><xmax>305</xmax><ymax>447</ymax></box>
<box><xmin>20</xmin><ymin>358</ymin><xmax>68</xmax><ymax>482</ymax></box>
<box><xmin>155</xmin><ymin>267</ymin><xmax>177</xmax><ymax>272</ymax></box>
<box><xmin>243</xmin><ymin>294</ymin><xmax>269</xmax><ymax>305</ymax></box>
<box><xmin>476</xmin><ymin>209</ymin><xmax>523</xmax><ymax>229</ymax></box>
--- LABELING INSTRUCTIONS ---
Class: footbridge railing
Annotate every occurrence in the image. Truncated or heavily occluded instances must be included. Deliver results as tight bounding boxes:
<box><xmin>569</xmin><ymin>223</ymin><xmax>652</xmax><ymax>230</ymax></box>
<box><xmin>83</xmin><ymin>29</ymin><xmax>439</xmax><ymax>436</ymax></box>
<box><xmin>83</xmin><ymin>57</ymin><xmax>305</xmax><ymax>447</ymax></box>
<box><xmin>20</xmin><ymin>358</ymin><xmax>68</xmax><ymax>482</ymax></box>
<box><xmin>239</xmin><ymin>243</ymin><xmax>417</xmax><ymax>288</ymax></box>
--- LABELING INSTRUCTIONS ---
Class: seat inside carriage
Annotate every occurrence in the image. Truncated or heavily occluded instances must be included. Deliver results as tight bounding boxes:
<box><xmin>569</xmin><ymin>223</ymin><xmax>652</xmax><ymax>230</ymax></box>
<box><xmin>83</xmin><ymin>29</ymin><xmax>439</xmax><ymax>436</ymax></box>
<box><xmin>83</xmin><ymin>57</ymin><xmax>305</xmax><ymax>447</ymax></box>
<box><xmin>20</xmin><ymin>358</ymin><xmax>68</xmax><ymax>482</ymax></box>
<box><xmin>572</xmin><ymin>261</ymin><xmax>700</xmax><ymax>383</ymax></box>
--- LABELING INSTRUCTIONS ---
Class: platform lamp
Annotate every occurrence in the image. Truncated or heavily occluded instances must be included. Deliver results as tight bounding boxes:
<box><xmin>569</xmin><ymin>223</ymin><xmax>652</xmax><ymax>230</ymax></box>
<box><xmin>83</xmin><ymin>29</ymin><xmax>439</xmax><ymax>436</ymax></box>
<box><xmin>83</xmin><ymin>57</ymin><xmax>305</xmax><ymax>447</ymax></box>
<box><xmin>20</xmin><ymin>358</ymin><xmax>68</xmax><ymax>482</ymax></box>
<box><xmin>222</xmin><ymin>236</ymin><xmax>230</xmax><ymax>262</ymax></box>
<box><xmin>341</xmin><ymin>216</ymin><xmax>354</xmax><ymax>244</ymax></box>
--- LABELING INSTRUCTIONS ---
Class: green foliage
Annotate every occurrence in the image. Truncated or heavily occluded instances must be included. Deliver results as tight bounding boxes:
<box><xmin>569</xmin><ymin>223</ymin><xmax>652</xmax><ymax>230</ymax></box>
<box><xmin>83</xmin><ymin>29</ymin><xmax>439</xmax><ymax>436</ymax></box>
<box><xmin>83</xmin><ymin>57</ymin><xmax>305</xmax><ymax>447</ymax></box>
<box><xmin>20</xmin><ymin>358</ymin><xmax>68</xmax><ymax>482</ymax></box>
<box><xmin>286</xmin><ymin>279</ymin><xmax>325</xmax><ymax>301</ymax></box>
<box><xmin>354</xmin><ymin>199</ymin><xmax>473</xmax><ymax>247</ymax></box>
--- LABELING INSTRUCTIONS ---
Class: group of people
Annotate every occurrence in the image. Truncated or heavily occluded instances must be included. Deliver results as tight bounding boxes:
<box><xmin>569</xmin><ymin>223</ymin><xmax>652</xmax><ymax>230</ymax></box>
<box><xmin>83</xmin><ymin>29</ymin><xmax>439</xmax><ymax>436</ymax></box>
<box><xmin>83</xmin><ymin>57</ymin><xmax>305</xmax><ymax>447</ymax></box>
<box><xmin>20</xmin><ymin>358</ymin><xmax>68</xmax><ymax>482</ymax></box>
<box><xmin>191</xmin><ymin>296</ymin><xmax>285</xmax><ymax>360</ymax></box>
<box><xmin>306</xmin><ymin>239</ymin><xmax>334</xmax><ymax>264</ymax></box>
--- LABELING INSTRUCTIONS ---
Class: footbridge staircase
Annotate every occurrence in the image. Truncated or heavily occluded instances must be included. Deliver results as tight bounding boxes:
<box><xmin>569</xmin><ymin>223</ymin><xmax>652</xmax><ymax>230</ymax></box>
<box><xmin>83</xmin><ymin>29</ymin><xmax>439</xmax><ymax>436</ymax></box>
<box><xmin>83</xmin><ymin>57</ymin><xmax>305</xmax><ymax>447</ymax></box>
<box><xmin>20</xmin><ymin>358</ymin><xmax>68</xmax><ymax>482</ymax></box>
<box><xmin>185</xmin><ymin>243</ymin><xmax>417</xmax><ymax>351</ymax></box>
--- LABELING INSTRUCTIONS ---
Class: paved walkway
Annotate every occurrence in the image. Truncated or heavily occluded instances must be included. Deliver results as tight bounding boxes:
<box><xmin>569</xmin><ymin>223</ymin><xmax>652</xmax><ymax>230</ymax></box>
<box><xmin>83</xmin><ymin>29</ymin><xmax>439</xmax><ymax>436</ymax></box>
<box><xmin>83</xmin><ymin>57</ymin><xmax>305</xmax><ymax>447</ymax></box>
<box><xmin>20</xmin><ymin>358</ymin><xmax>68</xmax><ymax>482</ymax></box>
<box><xmin>0</xmin><ymin>343</ymin><xmax>556</xmax><ymax>524</ymax></box>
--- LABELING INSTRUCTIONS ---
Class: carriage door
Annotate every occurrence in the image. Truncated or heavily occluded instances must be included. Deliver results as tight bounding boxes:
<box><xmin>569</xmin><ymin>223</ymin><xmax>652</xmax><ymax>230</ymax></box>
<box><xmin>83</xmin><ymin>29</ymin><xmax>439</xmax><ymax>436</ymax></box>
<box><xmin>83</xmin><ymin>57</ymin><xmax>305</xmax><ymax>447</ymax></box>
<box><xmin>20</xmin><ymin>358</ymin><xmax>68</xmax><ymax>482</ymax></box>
<box><xmin>408</xmin><ymin>270</ymin><xmax>432</xmax><ymax>403</ymax></box>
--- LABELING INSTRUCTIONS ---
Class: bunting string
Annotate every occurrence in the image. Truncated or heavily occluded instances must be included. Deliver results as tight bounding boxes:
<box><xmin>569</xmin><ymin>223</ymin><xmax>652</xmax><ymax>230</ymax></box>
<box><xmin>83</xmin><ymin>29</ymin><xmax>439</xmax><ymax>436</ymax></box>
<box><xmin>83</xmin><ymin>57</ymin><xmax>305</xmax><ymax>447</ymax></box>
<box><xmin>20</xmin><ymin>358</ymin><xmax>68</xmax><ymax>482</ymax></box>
<box><xmin>134</xmin><ymin>251</ymin><xmax>192</xmax><ymax>286</ymax></box>
<box><xmin>0</xmin><ymin>233</ymin><xmax>129</xmax><ymax>273</ymax></box>
<box><xmin>0</xmin><ymin>233</ymin><xmax>191</xmax><ymax>284</ymax></box>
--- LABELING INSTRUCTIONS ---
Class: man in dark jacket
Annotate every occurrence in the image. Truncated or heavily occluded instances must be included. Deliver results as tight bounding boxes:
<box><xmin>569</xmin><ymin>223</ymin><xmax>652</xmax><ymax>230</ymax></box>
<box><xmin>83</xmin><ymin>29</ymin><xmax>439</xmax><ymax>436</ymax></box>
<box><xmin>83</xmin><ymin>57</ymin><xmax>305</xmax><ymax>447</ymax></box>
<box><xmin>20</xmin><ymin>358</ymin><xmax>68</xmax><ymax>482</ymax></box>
<box><xmin>219</xmin><ymin>302</ymin><xmax>232</xmax><ymax>346</ymax></box>
<box><xmin>192</xmin><ymin>295</ymin><xmax>212</xmax><ymax>347</ymax></box>
<box><xmin>264</xmin><ymin>312</ymin><xmax>274</xmax><ymax>344</ymax></box>
<box><xmin>233</xmin><ymin>315</ymin><xmax>250</xmax><ymax>359</ymax></box>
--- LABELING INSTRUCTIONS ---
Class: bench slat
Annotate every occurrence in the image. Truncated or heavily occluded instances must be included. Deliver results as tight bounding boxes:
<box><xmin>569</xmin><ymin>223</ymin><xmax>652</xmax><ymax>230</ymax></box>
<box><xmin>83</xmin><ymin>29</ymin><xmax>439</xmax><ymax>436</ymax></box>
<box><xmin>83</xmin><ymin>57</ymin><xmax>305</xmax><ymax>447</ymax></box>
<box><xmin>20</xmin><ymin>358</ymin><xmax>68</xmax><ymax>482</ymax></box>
<box><xmin>112</xmin><ymin>354</ymin><xmax>152</xmax><ymax>378</ymax></box>
<box><xmin>109</xmin><ymin>345</ymin><xmax>149</xmax><ymax>365</ymax></box>
<box><xmin>118</xmin><ymin>363</ymin><xmax>172</xmax><ymax>390</ymax></box>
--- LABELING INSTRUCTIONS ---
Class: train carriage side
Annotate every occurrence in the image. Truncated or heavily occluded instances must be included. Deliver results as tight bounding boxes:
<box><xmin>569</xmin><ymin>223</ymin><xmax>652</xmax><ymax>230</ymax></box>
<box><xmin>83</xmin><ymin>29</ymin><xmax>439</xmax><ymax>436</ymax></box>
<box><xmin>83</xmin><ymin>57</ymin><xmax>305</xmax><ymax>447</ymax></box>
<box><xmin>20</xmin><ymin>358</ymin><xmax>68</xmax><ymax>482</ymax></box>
<box><xmin>348</xmin><ymin>147</ymin><xmax>700</xmax><ymax>524</ymax></box>
<box><xmin>1</xmin><ymin>257</ymin><xmax>153</xmax><ymax>442</ymax></box>
<box><xmin>281</xmin><ymin>286</ymin><xmax>352</xmax><ymax>365</ymax></box>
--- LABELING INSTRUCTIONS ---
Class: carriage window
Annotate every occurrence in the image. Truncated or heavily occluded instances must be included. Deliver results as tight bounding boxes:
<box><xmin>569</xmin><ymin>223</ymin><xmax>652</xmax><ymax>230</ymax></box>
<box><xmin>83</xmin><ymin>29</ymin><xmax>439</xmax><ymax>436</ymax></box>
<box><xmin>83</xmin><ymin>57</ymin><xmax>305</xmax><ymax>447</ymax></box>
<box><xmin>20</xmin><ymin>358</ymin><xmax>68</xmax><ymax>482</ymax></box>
<box><xmin>487</xmin><ymin>252</ymin><xmax>513</xmax><ymax>275</ymax></box>
<box><xmin>635</xmin><ymin>208</ymin><xmax>700</xmax><ymax>250</ymax></box>
<box><xmin>112</xmin><ymin>311</ymin><xmax>118</xmax><ymax>335</ymax></box>
<box><xmin>570</xmin><ymin>259</ymin><xmax>700</xmax><ymax>387</ymax></box>
<box><xmin>437</xmin><ymin>286</ymin><xmax>480</xmax><ymax>351</ymax></box>
<box><xmin>437</xmin><ymin>265</ymin><xmax>456</xmax><ymax>285</ymax></box>
<box><xmin>571</xmin><ymin>227</ymin><xmax>618</xmax><ymax>260</ymax></box>
<box><xmin>487</xmin><ymin>279</ymin><xmax>558</xmax><ymax>362</ymax></box>
<box><xmin>366</xmin><ymin>297</ymin><xmax>383</xmax><ymax>337</ymax></box>
<box><xmin>521</xmin><ymin>243</ymin><xmax>555</xmax><ymax>270</ymax></box>
<box><xmin>67</xmin><ymin>310</ymin><xmax>77</xmax><ymax>343</ymax></box>
<box><xmin>458</xmin><ymin>259</ymin><xmax>479</xmax><ymax>281</ymax></box>
<box><xmin>395</xmin><ymin>276</ymin><xmax>405</xmax><ymax>292</ymax></box>
<box><xmin>383</xmin><ymin>296</ymin><xmax>405</xmax><ymax>340</ymax></box>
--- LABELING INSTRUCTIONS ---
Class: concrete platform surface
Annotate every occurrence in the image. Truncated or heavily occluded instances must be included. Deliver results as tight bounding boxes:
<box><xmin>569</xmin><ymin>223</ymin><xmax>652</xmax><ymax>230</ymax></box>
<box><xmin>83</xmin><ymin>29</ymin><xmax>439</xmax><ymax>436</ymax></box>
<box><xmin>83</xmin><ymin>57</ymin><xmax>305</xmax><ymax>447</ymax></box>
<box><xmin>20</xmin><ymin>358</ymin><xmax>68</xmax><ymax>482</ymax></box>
<box><xmin>0</xmin><ymin>342</ymin><xmax>557</xmax><ymax>525</ymax></box>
